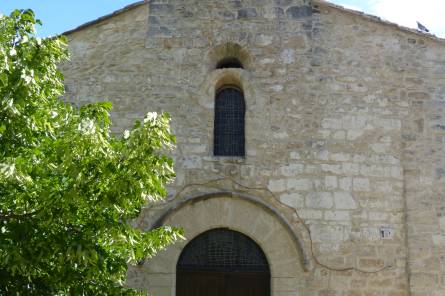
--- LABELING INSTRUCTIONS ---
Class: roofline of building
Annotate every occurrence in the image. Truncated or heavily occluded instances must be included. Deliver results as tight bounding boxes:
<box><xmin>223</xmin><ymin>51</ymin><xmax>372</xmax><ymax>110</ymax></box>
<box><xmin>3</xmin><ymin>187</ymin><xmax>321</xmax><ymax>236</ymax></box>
<box><xmin>314</xmin><ymin>0</ymin><xmax>445</xmax><ymax>43</ymax></box>
<box><xmin>61</xmin><ymin>0</ymin><xmax>147</xmax><ymax>36</ymax></box>
<box><xmin>61</xmin><ymin>0</ymin><xmax>445</xmax><ymax>44</ymax></box>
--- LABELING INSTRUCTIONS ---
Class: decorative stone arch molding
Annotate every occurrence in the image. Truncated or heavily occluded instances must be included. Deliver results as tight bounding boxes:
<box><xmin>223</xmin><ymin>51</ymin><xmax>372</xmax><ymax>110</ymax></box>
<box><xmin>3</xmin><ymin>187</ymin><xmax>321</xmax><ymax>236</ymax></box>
<box><xmin>198</xmin><ymin>66</ymin><xmax>263</xmax><ymax>110</ymax></box>
<box><xmin>199</xmin><ymin>41</ymin><xmax>263</xmax><ymax>111</ymax></box>
<box><xmin>128</xmin><ymin>193</ymin><xmax>309</xmax><ymax>295</ymax></box>
<box><xmin>195</xmin><ymin>42</ymin><xmax>269</xmax><ymax>160</ymax></box>
<box><xmin>197</xmin><ymin>67</ymin><xmax>266</xmax><ymax>159</ymax></box>
<box><xmin>207</xmin><ymin>42</ymin><xmax>254</xmax><ymax>71</ymax></box>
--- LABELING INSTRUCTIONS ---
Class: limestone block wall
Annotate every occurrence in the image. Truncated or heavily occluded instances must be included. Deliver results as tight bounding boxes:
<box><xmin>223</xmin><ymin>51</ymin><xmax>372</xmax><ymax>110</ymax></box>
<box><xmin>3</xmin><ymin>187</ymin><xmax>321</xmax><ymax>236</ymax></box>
<box><xmin>313</xmin><ymin>5</ymin><xmax>445</xmax><ymax>295</ymax></box>
<box><xmin>399</xmin><ymin>34</ymin><xmax>445</xmax><ymax>296</ymax></box>
<box><xmin>60</xmin><ymin>1</ymin><xmax>445</xmax><ymax>295</ymax></box>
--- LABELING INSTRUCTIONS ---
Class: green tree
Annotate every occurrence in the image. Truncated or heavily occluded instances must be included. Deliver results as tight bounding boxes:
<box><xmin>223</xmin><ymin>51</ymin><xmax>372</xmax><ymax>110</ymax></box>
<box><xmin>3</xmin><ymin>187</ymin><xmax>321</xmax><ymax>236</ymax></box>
<box><xmin>0</xmin><ymin>9</ymin><xmax>182</xmax><ymax>295</ymax></box>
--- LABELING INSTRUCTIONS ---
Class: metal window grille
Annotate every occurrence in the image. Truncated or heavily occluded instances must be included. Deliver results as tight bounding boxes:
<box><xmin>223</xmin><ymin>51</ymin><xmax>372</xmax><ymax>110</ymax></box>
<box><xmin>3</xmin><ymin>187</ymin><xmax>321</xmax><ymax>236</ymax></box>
<box><xmin>214</xmin><ymin>87</ymin><xmax>246</xmax><ymax>156</ymax></box>
<box><xmin>177</xmin><ymin>229</ymin><xmax>269</xmax><ymax>273</ymax></box>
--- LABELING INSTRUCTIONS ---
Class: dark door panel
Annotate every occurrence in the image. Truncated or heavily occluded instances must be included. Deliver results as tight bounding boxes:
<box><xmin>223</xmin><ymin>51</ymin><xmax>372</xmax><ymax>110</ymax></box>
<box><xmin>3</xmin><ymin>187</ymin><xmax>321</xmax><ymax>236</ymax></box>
<box><xmin>177</xmin><ymin>271</ymin><xmax>225</xmax><ymax>296</ymax></box>
<box><xmin>226</xmin><ymin>272</ymin><xmax>270</xmax><ymax>296</ymax></box>
<box><xmin>177</xmin><ymin>271</ymin><xmax>270</xmax><ymax>296</ymax></box>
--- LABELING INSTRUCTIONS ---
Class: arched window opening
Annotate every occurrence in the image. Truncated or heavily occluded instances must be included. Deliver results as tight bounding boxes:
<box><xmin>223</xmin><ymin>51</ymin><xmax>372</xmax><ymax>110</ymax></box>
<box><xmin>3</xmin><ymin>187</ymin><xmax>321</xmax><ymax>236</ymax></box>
<box><xmin>216</xmin><ymin>57</ymin><xmax>244</xmax><ymax>69</ymax></box>
<box><xmin>177</xmin><ymin>228</ymin><xmax>270</xmax><ymax>296</ymax></box>
<box><xmin>214</xmin><ymin>87</ymin><xmax>245</xmax><ymax>156</ymax></box>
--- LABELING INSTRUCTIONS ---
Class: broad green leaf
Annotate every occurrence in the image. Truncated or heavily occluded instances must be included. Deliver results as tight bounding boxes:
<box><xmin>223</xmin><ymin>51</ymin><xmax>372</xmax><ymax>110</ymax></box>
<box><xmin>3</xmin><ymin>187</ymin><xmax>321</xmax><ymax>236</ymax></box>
<box><xmin>0</xmin><ymin>9</ymin><xmax>181</xmax><ymax>296</ymax></box>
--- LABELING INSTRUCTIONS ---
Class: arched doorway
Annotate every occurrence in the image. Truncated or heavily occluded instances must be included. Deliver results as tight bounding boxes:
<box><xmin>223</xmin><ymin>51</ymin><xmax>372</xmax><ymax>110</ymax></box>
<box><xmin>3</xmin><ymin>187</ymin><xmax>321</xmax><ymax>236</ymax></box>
<box><xmin>127</xmin><ymin>195</ymin><xmax>307</xmax><ymax>295</ymax></box>
<box><xmin>176</xmin><ymin>228</ymin><xmax>270</xmax><ymax>296</ymax></box>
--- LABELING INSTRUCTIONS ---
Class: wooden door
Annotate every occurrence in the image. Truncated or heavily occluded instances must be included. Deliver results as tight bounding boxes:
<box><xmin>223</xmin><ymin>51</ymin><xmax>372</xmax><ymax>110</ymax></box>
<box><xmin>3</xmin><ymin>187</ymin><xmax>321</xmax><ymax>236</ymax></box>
<box><xmin>225</xmin><ymin>272</ymin><xmax>270</xmax><ymax>296</ymax></box>
<box><xmin>177</xmin><ymin>271</ymin><xmax>270</xmax><ymax>296</ymax></box>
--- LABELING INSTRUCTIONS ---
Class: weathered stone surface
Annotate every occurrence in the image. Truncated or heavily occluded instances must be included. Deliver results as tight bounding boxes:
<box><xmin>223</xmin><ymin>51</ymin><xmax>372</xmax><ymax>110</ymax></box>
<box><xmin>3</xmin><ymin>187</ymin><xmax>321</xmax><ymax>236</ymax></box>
<box><xmin>237</xmin><ymin>8</ymin><xmax>257</xmax><ymax>19</ymax></box>
<box><xmin>333</xmin><ymin>192</ymin><xmax>356</xmax><ymax>210</ymax></box>
<box><xmin>306</xmin><ymin>192</ymin><xmax>333</xmax><ymax>209</ymax></box>
<box><xmin>280</xmin><ymin>192</ymin><xmax>304</xmax><ymax>208</ymax></box>
<box><xmin>148</xmin><ymin>3</ymin><xmax>173</xmax><ymax>15</ymax></box>
<box><xmin>60</xmin><ymin>0</ymin><xmax>445</xmax><ymax>295</ymax></box>
<box><xmin>286</xmin><ymin>6</ymin><xmax>312</xmax><ymax>19</ymax></box>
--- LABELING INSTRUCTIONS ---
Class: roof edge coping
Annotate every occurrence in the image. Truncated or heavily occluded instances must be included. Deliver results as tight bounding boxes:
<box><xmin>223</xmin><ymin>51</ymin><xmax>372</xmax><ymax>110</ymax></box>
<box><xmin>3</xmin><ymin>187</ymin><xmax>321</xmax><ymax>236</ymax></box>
<box><xmin>60</xmin><ymin>0</ymin><xmax>445</xmax><ymax>45</ymax></box>
<box><xmin>314</xmin><ymin>0</ymin><xmax>445</xmax><ymax>44</ymax></box>
<box><xmin>61</xmin><ymin>0</ymin><xmax>147</xmax><ymax>36</ymax></box>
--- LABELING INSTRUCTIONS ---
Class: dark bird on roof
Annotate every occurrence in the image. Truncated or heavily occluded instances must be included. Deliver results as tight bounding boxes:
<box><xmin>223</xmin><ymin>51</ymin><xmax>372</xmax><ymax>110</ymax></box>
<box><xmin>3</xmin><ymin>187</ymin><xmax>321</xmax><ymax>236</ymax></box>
<box><xmin>417</xmin><ymin>21</ymin><xmax>430</xmax><ymax>33</ymax></box>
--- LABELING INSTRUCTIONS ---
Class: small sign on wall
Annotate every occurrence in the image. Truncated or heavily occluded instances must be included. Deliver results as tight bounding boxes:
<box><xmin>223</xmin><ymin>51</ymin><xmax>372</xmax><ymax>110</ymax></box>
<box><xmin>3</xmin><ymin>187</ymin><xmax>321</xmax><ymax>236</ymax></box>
<box><xmin>379</xmin><ymin>227</ymin><xmax>394</xmax><ymax>239</ymax></box>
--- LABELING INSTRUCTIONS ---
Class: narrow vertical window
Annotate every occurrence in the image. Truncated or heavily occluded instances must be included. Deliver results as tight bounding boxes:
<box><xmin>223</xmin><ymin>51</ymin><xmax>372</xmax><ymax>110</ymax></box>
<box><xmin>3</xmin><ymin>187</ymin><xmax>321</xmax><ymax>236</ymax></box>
<box><xmin>214</xmin><ymin>87</ymin><xmax>245</xmax><ymax>156</ymax></box>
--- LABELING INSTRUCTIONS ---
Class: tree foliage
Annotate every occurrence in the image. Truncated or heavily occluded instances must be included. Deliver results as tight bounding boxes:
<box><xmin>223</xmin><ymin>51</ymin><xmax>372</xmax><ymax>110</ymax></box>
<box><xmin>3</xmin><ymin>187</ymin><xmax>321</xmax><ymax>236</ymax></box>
<box><xmin>0</xmin><ymin>9</ymin><xmax>182</xmax><ymax>295</ymax></box>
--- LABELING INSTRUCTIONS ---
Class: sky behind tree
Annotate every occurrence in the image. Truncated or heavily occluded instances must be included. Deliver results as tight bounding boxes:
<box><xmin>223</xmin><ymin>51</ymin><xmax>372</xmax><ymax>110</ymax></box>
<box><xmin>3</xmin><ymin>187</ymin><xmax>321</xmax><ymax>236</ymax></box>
<box><xmin>0</xmin><ymin>0</ymin><xmax>444</xmax><ymax>38</ymax></box>
<box><xmin>0</xmin><ymin>0</ymin><xmax>139</xmax><ymax>37</ymax></box>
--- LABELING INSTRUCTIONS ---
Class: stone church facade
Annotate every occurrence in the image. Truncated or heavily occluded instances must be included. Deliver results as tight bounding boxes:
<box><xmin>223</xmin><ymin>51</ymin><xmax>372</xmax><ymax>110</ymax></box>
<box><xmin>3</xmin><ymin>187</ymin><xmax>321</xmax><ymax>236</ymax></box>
<box><xmin>60</xmin><ymin>0</ymin><xmax>445</xmax><ymax>295</ymax></box>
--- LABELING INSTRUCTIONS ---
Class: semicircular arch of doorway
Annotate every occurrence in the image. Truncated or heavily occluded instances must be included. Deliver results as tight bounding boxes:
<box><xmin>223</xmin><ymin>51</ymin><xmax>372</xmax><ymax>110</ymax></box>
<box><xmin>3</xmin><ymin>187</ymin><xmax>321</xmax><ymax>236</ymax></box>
<box><xmin>153</xmin><ymin>191</ymin><xmax>309</xmax><ymax>270</ymax></box>
<box><xmin>136</xmin><ymin>193</ymin><xmax>308</xmax><ymax>295</ymax></box>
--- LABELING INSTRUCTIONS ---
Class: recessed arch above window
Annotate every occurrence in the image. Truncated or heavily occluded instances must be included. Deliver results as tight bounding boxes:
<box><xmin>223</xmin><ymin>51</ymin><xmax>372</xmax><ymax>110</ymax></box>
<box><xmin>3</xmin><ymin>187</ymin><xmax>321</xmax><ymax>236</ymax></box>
<box><xmin>208</xmin><ymin>42</ymin><xmax>252</xmax><ymax>71</ymax></box>
<box><xmin>216</xmin><ymin>57</ymin><xmax>244</xmax><ymax>69</ymax></box>
<box><xmin>214</xmin><ymin>86</ymin><xmax>246</xmax><ymax>157</ymax></box>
